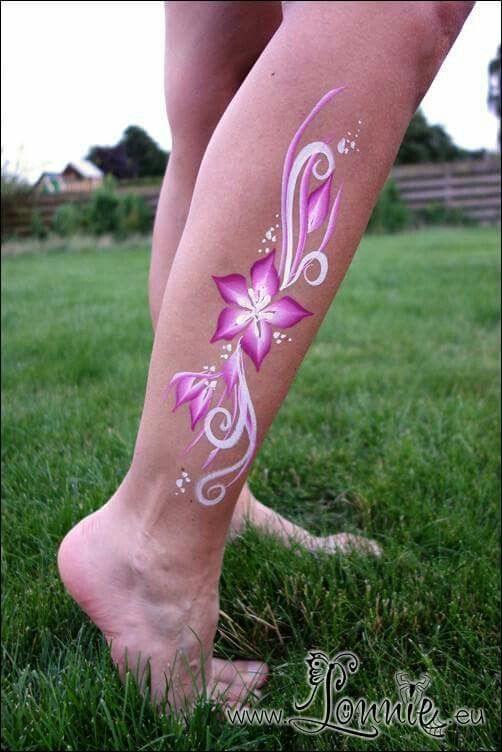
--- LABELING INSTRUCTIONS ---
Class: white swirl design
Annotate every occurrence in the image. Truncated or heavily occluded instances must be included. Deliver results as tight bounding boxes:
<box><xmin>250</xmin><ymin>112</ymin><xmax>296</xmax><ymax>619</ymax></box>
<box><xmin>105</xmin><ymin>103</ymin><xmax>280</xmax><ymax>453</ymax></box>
<box><xmin>195</xmin><ymin>347</ymin><xmax>257</xmax><ymax>506</ymax></box>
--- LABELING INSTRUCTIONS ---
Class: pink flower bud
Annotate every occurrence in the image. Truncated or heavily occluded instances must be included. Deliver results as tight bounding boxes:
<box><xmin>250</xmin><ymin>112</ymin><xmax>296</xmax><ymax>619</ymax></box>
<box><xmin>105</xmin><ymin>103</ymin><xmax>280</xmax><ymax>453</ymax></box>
<box><xmin>307</xmin><ymin>174</ymin><xmax>333</xmax><ymax>234</ymax></box>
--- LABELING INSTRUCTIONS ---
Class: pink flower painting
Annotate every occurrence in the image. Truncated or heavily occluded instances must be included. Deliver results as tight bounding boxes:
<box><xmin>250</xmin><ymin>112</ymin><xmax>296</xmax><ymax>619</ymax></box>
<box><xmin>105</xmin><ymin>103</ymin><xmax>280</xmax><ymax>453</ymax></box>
<box><xmin>210</xmin><ymin>250</ymin><xmax>312</xmax><ymax>370</ymax></box>
<box><xmin>170</xmin><ymin>370</ymin><xmax>221</xmax><ymax>429</ymax></box>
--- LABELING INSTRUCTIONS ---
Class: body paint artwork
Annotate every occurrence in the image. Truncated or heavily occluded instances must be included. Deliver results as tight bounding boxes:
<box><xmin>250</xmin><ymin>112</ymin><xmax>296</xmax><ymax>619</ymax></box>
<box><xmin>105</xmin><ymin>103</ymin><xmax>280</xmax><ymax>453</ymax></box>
<box><xmin>169</xmin><ymin>87</ymin><xmax>360</xmax><ymax>505</ymax></box>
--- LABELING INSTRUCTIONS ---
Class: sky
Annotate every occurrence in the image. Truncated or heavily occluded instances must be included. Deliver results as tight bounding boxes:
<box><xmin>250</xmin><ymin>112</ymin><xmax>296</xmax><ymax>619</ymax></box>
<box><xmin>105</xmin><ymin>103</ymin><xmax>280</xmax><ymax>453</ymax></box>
<box><xmin>1</xmin><ymin>0</ymin><xmax>501</xmax><ymax>183</ymax></box>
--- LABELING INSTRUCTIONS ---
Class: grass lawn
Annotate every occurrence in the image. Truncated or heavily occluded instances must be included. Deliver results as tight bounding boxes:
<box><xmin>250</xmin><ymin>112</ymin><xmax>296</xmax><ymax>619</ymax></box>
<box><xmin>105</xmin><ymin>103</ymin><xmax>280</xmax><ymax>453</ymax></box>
<box><xmin>1</xmin><ymin>227</ymin><xmax>500</xmax><ymax>751</ymax></box>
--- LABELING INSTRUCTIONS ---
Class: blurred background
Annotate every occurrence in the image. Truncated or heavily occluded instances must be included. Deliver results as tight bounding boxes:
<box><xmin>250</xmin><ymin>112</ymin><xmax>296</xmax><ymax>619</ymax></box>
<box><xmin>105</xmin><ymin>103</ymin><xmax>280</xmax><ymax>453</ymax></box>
<box><xmin>1</xmin><ymin>0</ymin><xmax>500</xmax><ymax>245</ymax></box>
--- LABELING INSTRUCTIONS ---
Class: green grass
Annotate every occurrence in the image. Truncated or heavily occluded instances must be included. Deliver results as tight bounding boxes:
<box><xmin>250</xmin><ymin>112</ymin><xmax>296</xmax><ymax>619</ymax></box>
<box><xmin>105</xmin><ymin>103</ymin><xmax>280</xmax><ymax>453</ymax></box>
<box><xmin>2</xmin><ymin>227</ymin><xmax>500</xmax><ymax>751</ymax></box>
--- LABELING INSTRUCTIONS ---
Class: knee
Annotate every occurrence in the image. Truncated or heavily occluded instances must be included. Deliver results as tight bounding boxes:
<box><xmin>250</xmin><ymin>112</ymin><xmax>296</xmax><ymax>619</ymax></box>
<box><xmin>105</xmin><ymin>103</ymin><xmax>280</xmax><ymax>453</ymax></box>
<box><xmin>433</xmin><ymin>1</ymin><xmax>475</xmax><ymax>42</ymax></box>
<box><xmin>165</xmin><ymin>66</ymin><xmax>238</xmax><ymax>151</ymax></box>
<box><xmin>417</xmin><ymin>1</ymin><xmax>474</xmax><ymax>53</ymax></box>
<box><xmin>403</xmin><ymin>1</ymin><xmax>474</xmax><ymax>103</ymax></box>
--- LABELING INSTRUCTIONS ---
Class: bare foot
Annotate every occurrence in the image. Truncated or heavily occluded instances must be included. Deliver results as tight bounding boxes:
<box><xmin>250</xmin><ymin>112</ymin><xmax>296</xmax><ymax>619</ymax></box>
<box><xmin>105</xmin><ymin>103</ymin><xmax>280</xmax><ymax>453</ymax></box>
<box><xmin>229</xmin><ymin>484</ymin><xmax>381</xmax><ymax>557</ymax></box>
<box><xmin>57</xmin><ymin>496</ymin><xmax>268</xmax><ymax>710</ymax></box>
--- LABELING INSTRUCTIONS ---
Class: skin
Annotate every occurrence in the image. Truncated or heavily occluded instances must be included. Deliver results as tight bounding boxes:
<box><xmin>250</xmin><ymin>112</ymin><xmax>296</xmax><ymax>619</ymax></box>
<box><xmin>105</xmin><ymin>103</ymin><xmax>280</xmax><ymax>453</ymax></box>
<box><xmin>152</xmin><ymin>0</ymin><xmax>379</xmax><ymax>552</ymax></box>
<box><xmin>149</xmin><ymin>1</ymin><xmax>283</xmax><ymax>328</ymax></box>
<box><xmin>58</xmin><ymin>0</ymin><xmax>475</xmax><ymax>710</ymax></box>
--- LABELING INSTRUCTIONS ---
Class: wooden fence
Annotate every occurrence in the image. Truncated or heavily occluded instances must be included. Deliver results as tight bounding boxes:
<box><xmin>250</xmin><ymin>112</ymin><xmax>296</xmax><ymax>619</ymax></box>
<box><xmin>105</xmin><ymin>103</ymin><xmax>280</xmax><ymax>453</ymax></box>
<box><xmin>3</xmin><ymin>183</ymin><xmax>162</xmax><ymax>237</ymax></box>
<box><xmin>4</xmin><ymin>156</ymin><xmax>500</xmax><ymax>237</ymax></box>
<box><xmin>392</xmin><ymin>155</ymin><xmax>500</xmax><ymax>224</ymax></box>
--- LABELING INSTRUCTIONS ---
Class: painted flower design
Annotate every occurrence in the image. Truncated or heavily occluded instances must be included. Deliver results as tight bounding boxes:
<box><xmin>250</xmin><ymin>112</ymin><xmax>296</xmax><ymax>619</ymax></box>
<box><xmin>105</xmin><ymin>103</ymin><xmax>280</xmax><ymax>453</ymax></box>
<box><xmin>210</xmin><ymin>250</ymin><xmax>312</xmax><ymax>370</ymax></box>
<box><xmin>306</xmin><ymin>174</ymin><xmax>333</xmax><ymax>234</ymax></box>
<box><xmin>169</xmin><ymin>351</ymin><xmax>240</xmax><ymax>430</ymax></box>
<box><xmin>170</xmin><ymin>369</ymin><xmax>221</xmax><ymax>429</ymax></box>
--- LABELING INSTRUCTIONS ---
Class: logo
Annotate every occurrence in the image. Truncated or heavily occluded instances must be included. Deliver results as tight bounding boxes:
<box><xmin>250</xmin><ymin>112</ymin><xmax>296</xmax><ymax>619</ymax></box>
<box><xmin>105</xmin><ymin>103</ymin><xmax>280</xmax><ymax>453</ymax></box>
<box><xmin>226</xmin><ymin>650</ymin><xmax>485</xmax><ymax>739</ymax></box>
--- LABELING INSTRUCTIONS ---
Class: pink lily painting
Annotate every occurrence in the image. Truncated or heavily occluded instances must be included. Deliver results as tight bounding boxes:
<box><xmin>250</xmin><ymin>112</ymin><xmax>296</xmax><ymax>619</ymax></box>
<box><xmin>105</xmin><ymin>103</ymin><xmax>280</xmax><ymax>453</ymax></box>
<box><xmin>210</xmin><ymin>250</ymin><xmax>312</xmax><ymax>370</ymax></box>
<box><xmin>170</xmin><ymin>369</ymin><xmax>222</xmax><ymax>430</ymax></box>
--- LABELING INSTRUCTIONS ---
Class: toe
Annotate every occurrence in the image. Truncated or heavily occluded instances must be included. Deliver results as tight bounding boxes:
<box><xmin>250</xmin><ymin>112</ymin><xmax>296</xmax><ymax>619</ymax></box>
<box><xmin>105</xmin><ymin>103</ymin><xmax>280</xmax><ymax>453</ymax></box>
<box><xmin>366</xmin><ymin>538</ymin><xmax>382</xmax><ymax>556</ymax></box>
<box><xmin>319</xmin><ymin>533</ymin><xmax>382</xmax><ymax>557</ymax></box>
<box><xmin>231</xmin><ymin>659</ymin><xmax>269</xmax><ymax>688</ymax></box>
<box><xmin>210</xmin><ymin>660</ymin><xmax>266</xmax><ymax>707</ymax></box>
<box><xmin>212</xmin><ymin>658</ymin><xmax>269</xmax><ymax>688</ymax></box>
<box><xmin>212</xmin><ymin>658</ymin><xmax>269</xmax><ymax>686</ymax></box>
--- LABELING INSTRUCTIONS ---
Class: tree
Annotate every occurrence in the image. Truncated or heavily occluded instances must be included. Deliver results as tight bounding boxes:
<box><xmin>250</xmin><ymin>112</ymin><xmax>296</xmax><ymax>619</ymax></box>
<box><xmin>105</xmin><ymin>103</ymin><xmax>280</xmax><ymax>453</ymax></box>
<box><xmin>86</xmin><ymin>142</ymin><xmax>136</xmax><ymax>180</ymax></box>
<box><xmin>488</xmin><ymin>46</ymin><xmax>500</xmax><ymax>147</ymax></box>
<box><xmin>122</xmin><ymin>126</ymin><xmax>168</xmax><ymax>178</ymax></box>
<box><xmin>395</xmin><ymin>110</ymin><xmax>474</xmax><ymax>165</ymax></box>
<box><xmin>86</xmin><ymin>127</ymin><xmax>168</xmax><ymax>180</ymax></box>
<box><xmin>488</xmin><ymin>46</ymin><xmax>501</xmax><ymax>117</ymax></box>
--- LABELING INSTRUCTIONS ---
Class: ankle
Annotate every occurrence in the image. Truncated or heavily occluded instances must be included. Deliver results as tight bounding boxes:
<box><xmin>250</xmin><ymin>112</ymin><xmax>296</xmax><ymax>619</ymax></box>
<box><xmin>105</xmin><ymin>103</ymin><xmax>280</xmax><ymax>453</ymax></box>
<box><xmin>104</xmin><ymin>469</ymin><xmax>226</xmax><ymax>584</ymax></box>
<box><xmin>128</xmin><ymin>525</ymin><xmax>222</xmax><ymax>593</ymax></box>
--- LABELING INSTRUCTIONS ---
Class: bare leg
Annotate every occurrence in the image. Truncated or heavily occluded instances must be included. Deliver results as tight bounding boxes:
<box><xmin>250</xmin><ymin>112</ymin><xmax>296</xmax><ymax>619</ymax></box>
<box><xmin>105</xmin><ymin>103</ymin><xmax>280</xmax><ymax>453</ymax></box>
<box><xmin>150</xmin><ymin>1</ymin><xmax>282</xmax><ymax>327</ymax></box>
<box><xmin>59</xmin><ymin>0</ymin><xmax>474</xmax><ymax>707</ymax></box>
<box><xmin>151</xmin><ymin>1</ymin><xmax>381</xmax><ymax>550</ymax></box>
<box><xmin>151</xmin><ymin>0</ymin><xmax>312</xmax><ymax>548</ymax></box>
